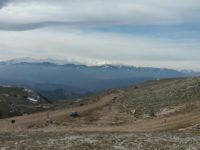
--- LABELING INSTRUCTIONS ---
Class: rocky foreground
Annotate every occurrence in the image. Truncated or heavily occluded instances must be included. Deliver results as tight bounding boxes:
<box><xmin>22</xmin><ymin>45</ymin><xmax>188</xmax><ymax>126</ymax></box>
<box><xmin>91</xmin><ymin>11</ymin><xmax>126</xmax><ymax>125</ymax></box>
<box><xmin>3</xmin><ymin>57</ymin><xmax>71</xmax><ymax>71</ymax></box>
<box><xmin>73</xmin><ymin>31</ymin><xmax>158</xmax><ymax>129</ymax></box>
<box><xmin>1</xmin><ymin>130</ymin><xmax>200</xmax><ymax>150</ymax></box>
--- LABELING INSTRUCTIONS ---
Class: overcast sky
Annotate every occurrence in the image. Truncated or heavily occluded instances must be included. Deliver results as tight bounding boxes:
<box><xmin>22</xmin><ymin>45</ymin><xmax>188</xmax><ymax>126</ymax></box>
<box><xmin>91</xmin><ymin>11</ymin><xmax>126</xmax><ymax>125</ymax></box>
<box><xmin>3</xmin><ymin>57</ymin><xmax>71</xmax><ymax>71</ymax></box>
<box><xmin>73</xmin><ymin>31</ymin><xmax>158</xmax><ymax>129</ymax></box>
<box><xmin>0</xmin><ymin>0</ymin><xmax>200</xmax><ymax>70</ymax></box>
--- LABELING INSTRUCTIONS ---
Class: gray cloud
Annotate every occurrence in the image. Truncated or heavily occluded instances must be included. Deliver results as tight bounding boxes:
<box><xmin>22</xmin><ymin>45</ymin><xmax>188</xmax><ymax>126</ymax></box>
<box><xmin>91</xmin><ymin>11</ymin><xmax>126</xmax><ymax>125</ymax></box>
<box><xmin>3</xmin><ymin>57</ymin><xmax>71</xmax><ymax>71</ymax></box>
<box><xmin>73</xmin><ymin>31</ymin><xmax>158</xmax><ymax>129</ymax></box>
<box><xmin>0</xmin><ymin>0</ymin><xmax>11</xmax><ymax>8</ymax></box>
<box><xmin>0</xmin><ymin>21</ymin><xmax>76</xmax><ymax>31</ymax></box>
<box><xmin>0</xmin><ymin>0</ymin><xmax>199</xmax><ymax>31</ymax></box>
<box><xmin>0</xmin><ymin>20</ymin><xmax>123</xmax><ymax>31</ymax></box>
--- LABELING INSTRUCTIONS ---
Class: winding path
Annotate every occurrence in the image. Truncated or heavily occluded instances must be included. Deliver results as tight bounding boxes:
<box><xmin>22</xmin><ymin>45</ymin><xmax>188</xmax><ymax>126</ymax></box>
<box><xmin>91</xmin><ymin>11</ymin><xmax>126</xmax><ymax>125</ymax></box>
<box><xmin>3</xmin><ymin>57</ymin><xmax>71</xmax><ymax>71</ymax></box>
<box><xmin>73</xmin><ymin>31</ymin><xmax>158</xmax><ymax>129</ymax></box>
<box><xmin>1</xmin><ymin>89</ymin><xmax>200</xmax><ymax>133</ymax></box>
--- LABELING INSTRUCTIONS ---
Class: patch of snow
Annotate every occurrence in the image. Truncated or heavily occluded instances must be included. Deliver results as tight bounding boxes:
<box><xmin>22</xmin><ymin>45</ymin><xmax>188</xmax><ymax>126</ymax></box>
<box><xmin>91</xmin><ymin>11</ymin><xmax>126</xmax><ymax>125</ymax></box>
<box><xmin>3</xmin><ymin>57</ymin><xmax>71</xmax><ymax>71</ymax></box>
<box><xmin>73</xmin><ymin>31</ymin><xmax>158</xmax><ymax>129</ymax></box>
<box><xmin>27</xmin><ymin>97</ymin><xmax>38</xmax><ymax>102</ymax></box>
<box><xmin>24</xmin><ymin>88</ymin><xmax>33</xmax><ymax>93</ymax></box>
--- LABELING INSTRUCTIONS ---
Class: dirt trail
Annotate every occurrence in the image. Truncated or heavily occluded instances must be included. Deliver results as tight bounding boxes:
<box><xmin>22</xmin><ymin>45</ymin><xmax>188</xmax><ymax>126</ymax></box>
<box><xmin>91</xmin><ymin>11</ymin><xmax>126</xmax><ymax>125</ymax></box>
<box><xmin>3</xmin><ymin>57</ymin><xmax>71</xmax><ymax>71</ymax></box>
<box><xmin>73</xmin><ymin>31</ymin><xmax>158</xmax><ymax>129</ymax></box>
<box><xmin>40</xmin><ymin>110</ymin><xmax>200</xmax><ymax>133</ymax></box>
<box><xmin>0</xmin><ymin>90</ymin><xmax>123</xmax><ymax>132</ymax></box>
<box><xmin>1</xmin><ymin>89</ymin><xmax>200</xmax><ymax>133</ymax></box>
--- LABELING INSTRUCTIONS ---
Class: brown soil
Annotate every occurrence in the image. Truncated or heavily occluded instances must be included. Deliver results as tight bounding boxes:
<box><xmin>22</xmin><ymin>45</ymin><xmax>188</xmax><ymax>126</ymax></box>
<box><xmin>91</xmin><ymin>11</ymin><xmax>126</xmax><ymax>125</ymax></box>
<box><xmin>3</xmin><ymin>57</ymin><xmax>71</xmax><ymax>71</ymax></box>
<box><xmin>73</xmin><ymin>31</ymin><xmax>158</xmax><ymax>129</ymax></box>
<box><xmin>1</xmin><ymin>89</ymin><xmax>200</xmax><ymax>133</ymax></box>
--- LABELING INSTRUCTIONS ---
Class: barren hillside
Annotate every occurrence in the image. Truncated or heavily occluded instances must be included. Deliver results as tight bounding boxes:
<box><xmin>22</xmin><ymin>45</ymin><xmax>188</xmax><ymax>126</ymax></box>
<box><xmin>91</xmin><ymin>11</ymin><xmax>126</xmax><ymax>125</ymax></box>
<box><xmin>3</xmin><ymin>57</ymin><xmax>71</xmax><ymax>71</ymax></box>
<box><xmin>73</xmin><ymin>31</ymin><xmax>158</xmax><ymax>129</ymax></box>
<box><xmin>0</xmin><ymin>86</ymin><xmax>52</xmax><ymax>119</ymax></box>
<box><xmin>1</xmin><ymin>77</ymin><xmax>200</xmax><ymax>149</ymax></box>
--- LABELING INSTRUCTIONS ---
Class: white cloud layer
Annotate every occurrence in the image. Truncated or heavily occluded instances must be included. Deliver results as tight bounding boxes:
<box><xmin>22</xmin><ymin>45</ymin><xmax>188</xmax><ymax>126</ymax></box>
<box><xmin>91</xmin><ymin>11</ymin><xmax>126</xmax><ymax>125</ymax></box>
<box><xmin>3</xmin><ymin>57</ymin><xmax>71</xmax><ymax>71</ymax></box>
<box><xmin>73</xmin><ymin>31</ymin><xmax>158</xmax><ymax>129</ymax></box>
<box><xmin>0</xmin><ymin>0</ymin><xmax>199</xmax><ymax>70</ymax></box>
<box><xmin>0</xmin><ymin>29</ymin><xmax>199</xmax><ymax>70</ymax></box>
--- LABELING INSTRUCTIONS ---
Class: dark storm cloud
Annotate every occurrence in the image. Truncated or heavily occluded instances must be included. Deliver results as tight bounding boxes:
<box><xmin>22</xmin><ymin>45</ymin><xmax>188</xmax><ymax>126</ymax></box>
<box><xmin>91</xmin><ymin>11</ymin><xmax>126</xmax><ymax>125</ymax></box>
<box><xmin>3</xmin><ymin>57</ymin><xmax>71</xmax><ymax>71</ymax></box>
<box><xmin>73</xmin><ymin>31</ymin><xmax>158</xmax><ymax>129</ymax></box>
<box><xmin>0</xmin><ymin>20</ymin><xmax>115</xmax><ymax>31</ymax></box>
<box><xmin>0</xmin><ymin>0</ymin><xmax>200</xmax><ymax>31</ymax></box>
<box><xmin>0</xmin><ymin>21</ymin><xmax>74</xmax><ymax>31</ymax></box>
<box><xmin>0</xmin><ymin>0</ymin><xmax>11</xmax><ymax>8</ymax></box>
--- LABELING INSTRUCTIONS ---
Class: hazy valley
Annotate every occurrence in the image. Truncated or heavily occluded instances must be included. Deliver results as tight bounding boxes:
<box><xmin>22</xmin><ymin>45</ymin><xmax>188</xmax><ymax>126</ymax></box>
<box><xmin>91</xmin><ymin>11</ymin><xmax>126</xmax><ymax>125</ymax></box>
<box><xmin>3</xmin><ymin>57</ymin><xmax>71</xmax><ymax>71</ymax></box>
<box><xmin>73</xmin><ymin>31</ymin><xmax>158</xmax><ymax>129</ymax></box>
<box><xmin>0</xmin><ymin>58</ymin><xmax>198</xmax><ymax>101</ymax></box>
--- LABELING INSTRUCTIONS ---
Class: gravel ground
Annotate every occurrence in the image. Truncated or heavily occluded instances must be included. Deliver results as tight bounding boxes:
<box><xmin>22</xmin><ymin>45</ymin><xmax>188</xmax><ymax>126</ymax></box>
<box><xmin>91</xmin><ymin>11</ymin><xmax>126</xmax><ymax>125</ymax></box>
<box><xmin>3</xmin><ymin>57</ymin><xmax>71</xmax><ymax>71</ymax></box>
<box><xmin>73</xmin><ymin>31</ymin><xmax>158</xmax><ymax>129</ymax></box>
<box><xmin>1</xmin><ymin>130</ymin><xmax>200</xmax><ymax>150</ymax></box>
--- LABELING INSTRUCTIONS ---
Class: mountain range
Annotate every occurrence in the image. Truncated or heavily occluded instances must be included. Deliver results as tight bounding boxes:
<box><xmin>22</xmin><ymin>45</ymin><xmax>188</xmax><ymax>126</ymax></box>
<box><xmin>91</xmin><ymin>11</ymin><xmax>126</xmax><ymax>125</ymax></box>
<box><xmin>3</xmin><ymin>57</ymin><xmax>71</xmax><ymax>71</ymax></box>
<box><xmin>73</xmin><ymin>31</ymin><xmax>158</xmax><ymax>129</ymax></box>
<box><xmin>0</xmin><ymin>58</ymin><xmax>199</xmax><ymax>100</ymax></box>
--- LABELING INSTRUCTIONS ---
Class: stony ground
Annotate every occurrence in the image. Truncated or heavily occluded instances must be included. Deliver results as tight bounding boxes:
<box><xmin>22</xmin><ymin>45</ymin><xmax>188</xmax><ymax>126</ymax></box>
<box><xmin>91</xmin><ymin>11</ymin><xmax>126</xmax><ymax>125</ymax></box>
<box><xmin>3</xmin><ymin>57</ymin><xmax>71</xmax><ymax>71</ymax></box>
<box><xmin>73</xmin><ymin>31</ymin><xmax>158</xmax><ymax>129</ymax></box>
<box><xmin>1</xmin><ymin>130</ymin><xmax>200</xmax><ymax>150</ymax></box>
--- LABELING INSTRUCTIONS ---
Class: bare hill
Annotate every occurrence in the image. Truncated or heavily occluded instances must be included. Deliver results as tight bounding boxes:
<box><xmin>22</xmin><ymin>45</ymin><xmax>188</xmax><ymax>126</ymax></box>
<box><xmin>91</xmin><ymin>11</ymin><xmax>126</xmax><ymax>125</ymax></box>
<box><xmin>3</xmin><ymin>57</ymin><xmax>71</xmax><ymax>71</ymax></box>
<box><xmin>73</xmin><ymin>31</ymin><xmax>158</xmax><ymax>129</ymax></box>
<box><xmin>1</xmin><ymin>77</ymin><xmax>200</xmax><ymax>149</ymax></box>
<box><xmin>0</xmin><ymin>86</ymin><xmax>52</xmax><ymax>118</ymax></box>
<box><xmin>1</xmin><ymin>77</ymin><xmax>200</xmax><ymax>132</ymax></box>
<box><xmin>53</xmin><ymin>77</ymin><xmax>200</xmax><ymax>128</ymax></box>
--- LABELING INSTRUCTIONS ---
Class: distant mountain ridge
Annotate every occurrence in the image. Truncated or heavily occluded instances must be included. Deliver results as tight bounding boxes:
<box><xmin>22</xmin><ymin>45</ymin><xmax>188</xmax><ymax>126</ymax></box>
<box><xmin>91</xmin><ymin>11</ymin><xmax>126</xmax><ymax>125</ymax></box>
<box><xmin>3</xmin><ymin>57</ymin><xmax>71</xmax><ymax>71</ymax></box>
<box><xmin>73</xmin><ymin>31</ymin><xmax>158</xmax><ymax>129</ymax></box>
<box><xmin>1</xmin><ymin>57</ymin><xmax>77</xmax><ymax>65</ymax></box>
<box><xmin>2</xmin><ymin>57</ymin><xmax>200</xmax><ymax>73</ymax></box>
<box><xmin>0</xmin><ymin>58</ymin><xmax>199</xmax><ymax>100</ymax></box>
